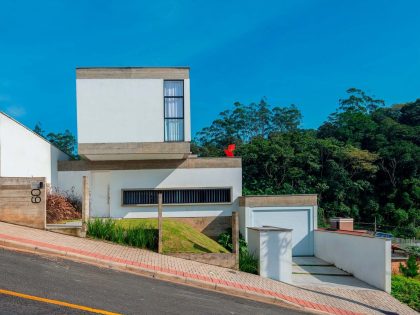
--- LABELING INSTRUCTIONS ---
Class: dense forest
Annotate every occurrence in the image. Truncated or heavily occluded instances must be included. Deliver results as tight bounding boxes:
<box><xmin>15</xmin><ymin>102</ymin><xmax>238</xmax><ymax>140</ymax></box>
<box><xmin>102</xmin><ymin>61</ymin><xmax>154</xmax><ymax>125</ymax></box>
<box><xmin>192</xmin><ymin>88</ymin><xmax>420</xmax><ymax>238</ymax></box>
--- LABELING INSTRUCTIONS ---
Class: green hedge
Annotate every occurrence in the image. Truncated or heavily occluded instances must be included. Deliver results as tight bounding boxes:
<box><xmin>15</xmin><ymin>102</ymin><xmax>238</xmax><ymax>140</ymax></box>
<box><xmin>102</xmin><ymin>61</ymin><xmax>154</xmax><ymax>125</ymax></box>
<box><xmin>391</xmin><ymin>275</ymin><xmax>420</xmax><ymax>311</ymax></box>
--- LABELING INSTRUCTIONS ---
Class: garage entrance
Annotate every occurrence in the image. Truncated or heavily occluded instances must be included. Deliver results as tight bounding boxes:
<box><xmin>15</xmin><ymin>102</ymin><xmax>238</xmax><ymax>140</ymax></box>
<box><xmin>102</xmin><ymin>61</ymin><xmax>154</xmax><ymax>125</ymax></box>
<box><xmin>239</xmin><ymin>195</ymin><xmax>318</xmax><ymax>256</ymax></box>
<box><xmin>251</xmin><ymin>207</ymin><xmax>313</xmax><ymax>256</ymax></box>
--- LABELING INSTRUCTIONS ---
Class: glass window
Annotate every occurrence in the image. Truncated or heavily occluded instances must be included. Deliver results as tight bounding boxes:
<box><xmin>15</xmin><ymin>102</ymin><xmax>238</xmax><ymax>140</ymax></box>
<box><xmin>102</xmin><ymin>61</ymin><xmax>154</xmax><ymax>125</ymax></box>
<box><xmin>164</xmin><ymin>80</ymin><xmax>184</xmax><ymax>141</ymax></box>
<box><xmin>165</xmin><ymin>119</ymin><xmax>184</xmax><ymax>142</ymax></box>
<box><xmin>164</xmin><ymin>81</ymin><xmax>183</xmax><ymax>97</ymax></box>
<box><xmin>122</xmin><ymin>188</ymin><xmax>232</xmax><ymax>205</ymax></box>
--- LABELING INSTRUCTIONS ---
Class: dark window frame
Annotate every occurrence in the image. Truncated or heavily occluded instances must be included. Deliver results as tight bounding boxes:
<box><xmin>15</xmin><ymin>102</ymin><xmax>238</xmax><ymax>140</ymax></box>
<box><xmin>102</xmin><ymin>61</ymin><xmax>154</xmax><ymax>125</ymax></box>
<box><xmin>164</xmin><ymin>80</ymin><xmax>184</xmax><ymax>142</ymax></box>
<box><xmin>121</xmin><ymin>187</ymin><xmax>232</xmax><ymax>206</ymax></box>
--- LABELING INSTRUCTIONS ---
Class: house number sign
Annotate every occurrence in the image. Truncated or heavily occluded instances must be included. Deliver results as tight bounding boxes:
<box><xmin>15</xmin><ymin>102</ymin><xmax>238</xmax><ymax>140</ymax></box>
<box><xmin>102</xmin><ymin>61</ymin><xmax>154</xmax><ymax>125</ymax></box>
<box><xmin>31</xmin><ymin>189</ymin><xmax>42</xmax><ymax>204</ymax></box>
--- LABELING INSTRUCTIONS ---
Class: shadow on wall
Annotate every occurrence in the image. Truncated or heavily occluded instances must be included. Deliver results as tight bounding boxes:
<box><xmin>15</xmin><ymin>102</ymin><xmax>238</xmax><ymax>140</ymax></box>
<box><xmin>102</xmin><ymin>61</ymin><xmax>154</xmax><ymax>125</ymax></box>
<box><xmin>263</xmin><ymin>231</ymin><xmax>292</xmax><ymax>279</ymax></box>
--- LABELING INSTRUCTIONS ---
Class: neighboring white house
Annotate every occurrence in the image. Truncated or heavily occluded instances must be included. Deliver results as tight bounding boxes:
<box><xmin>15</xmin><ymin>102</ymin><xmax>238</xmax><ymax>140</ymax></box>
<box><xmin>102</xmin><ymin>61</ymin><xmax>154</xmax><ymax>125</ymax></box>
<box><xmin>0</xmin><ymin>112</ymin><xmax>70</xmax><ymax>187</ymax></box>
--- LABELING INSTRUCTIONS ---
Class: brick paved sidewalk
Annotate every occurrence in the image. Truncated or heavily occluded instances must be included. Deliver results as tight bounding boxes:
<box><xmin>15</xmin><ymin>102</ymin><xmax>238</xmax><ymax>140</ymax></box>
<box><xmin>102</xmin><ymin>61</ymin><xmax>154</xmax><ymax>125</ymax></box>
<box><xmin>0</xmin><ymin>222</ymin><xmax>415</xmax><ymax>315</ymax></box>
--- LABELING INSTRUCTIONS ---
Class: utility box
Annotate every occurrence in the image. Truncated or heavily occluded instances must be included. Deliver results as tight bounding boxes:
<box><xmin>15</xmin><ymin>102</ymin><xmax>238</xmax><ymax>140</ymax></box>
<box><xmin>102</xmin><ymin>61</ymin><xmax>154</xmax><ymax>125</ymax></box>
<box><xmin>247</xmin><ymin>227</ymin><xmax>292</xmax><ymax>283</ymax></box>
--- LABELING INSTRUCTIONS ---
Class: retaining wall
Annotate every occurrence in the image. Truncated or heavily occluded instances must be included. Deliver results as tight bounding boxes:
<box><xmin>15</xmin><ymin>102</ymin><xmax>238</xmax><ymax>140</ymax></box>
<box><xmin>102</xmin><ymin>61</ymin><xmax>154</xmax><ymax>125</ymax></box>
<box><xmin>0</xmin><ymin>177</ymin><xmax>46</xmax><ymax>229</ymax></box>
<box><xmin>315</xmin><ymin>229</ymin><xmax>391</xmax><ymax>292</ymax></box>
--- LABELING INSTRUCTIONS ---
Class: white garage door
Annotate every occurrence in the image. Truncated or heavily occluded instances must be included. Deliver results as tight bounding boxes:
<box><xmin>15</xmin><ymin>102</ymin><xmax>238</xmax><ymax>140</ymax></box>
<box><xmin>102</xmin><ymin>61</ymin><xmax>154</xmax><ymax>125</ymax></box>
<box><xmin>251</xmin><ymin>208</ymin><xmax>313</xmax><ymax>256</ymax></box>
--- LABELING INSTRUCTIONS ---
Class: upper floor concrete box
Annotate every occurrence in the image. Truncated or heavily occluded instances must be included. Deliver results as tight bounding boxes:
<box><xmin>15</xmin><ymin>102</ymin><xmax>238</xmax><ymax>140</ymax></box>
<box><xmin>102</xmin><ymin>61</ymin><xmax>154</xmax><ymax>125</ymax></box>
<box><xmin>76</xmin><ymin>67</ymin><xmax>191</xmax><ymax>160</ymax></box>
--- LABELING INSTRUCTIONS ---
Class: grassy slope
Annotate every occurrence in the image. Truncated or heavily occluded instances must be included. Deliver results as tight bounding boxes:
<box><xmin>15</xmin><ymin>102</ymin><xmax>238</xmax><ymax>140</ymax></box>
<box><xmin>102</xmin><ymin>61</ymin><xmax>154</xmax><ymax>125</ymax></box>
<box><xmin>117</xmin><ymin>219</ymin><xmax>229</xmax><ymax>254</ymax></box>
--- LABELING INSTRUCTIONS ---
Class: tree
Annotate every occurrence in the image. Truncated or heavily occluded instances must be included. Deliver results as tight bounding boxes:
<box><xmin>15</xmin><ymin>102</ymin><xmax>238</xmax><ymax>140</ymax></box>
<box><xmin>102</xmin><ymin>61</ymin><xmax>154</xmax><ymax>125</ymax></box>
<box><xmin>33</xmin><ymin>122</ymin><xmax>45</xmax><ymax>137</ymax></box>
<box><xmin>193</xmin><ymin>90</ymin><xmax>419</xmax><ymax>236</ymax></box>
<box><xmin>33</xmin><ymin>123</ymin><xmax>78</xmax><ymax>159</ymax></box>
<box><xmin>399</xmin><ymin>255</ymin><xmax>419</xmax><ymax>278</ymax></box>
<box><xmin>47</xmin><ymin>130</ymin><xmax>77</xmax><ymax>158</ymax></box>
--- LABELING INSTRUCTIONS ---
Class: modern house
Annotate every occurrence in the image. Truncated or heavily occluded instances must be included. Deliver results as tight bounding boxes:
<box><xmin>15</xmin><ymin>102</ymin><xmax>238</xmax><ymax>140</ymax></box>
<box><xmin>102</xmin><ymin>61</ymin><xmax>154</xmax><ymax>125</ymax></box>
<box><xmin>57</xmin><ymin>67</ymin><xmax>243</xmax><ymax>238</ymax></box>
<box><xmin>0</xmin><ymin>67</ymin><xmax>318</xmax><ymax>255</ymax></box>
<box><xmin>0</xmin><ymin>112</ymin><xmax>69</xmax><ymax>186</ymax></box>
<box><xmin>0</xmin><ymin>67</ymin><xmax>394</xmax><ymax>292</ymax></box>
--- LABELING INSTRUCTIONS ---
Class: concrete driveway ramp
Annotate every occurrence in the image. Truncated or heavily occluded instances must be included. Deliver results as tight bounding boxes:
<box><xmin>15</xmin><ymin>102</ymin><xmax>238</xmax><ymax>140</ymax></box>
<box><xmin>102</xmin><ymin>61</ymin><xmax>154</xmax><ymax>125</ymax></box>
<box><xmin>292</xmin><ymin>257</ymin><xmax>374</xmax><ymax>290</ymax></box>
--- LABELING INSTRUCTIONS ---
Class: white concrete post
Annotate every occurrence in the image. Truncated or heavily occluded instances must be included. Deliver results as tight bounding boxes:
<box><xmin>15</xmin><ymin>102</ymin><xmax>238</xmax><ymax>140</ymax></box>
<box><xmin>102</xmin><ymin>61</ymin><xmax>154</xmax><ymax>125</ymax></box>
<box><xmin>81</xmin><ymin>176</ymin><xmax>89</xmax><ymax>237</ymax></box>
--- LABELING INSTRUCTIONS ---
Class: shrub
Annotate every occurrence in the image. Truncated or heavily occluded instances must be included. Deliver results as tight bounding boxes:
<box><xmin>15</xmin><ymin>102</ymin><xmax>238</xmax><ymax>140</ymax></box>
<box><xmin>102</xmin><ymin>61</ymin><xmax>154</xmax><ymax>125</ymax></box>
<box><xmin>399</xmin><ymin>255</ymin><xmax>419</xmax><ymax>278</ymax></box>
<box><xmin>391</xmin><ymin>275</ymin><xmax>420</xmax><ymax>311</ymax></box>
<box><xmin>87</xmin><ymin>219</ymin><xmax>157</xmax><ymax>250</ymax></box>
<box><xmin>239</xmin><ymin>250</ymin><xmax>259</xmax><ymax>274</ymax></box>
<box><xmin>46</xmin><ymin>191</ymin><xmax>81</xmax><ymax>223</ymax></box>
<box><xmin>218</xmin><ymin>229</ymin><xmax>258</xmax><ymax>274</ymax></box>
<box><xmin>406</xmin><ymin>246</ymin><xmax>420</xmax><ymax>258</ymax></box>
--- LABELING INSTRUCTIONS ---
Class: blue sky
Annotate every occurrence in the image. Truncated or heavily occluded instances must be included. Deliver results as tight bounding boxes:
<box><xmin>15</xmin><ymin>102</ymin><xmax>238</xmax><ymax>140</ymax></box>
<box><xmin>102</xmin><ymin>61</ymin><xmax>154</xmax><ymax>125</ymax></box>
<box><xmin>0</xmin><ymin>0</ymin><xmax>419</xmax><ymax>137</ymax></box>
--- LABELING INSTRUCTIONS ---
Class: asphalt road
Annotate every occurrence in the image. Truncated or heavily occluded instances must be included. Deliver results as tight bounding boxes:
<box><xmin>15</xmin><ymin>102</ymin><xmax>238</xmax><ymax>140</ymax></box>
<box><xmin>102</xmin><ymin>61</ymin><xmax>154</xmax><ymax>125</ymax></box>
<box><xmin>0</xmin><ymin>248</ymin><xmax>311</xmax><ymax>315</ymax></box>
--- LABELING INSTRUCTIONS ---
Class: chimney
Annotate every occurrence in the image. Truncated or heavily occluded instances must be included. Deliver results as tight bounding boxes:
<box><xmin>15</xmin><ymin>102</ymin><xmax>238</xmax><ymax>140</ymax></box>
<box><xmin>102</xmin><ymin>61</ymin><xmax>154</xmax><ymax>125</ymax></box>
<box><xmin>330</xmin><ymin>217</ymin><xmax>354</xmax><ymax>231</ymax></box>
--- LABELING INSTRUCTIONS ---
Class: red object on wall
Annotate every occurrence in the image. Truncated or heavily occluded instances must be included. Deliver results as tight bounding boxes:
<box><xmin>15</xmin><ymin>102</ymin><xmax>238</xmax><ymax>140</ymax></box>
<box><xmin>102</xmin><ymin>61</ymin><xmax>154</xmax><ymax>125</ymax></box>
<box><xmin>224</xmin><ymin>144</ymin><xmax>236</xmax><ymax>157</ymax></box>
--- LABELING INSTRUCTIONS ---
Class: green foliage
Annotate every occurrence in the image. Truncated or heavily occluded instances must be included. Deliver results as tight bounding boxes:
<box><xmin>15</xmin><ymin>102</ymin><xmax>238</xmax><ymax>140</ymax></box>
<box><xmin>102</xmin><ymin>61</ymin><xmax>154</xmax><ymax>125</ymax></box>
<box><xmin>47</xmin><ymin>130</ymin><xmax>78</xmax><ymax>158</ymax></box>
<box><xmin>400</xmin><ymin>255</ymin><xmax>419</xmax><ymax>278</ymax></box>
<box><xmin>218</xmin><ymin>229</ymin><xmax>258</xmax><ymax>274</ymax></box>
<box><xmin>194</xmin><ymin>91</ymin><xmax>420</xmax><ymax>236</ymax></box>
<box><xmin>391</xmin><ymin>275</ymin><xmax>420</xmax><ymax>311</ymax></box>
<box><xmin>87</xmin><ymin>218</ymin><xmax>157</xmax><ymax>250</ymax></box>
<box><xmin>406</xmin><ymin>246</ymin><xmax>420</xmax><ymax>258</ymax></box>
<box><xmin>33</xmin><ymin>122</ymin><xmax>78</xmax><ymax>159</ymax></box>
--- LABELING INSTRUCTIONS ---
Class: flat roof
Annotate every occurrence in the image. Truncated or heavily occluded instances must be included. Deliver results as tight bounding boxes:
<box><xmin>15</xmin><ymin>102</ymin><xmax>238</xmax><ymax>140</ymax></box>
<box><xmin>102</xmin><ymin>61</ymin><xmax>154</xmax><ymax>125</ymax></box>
<box><xmin>76</xmin><ymin>67</ymin><xmax>190</xmax><ymax>79</ymax></box>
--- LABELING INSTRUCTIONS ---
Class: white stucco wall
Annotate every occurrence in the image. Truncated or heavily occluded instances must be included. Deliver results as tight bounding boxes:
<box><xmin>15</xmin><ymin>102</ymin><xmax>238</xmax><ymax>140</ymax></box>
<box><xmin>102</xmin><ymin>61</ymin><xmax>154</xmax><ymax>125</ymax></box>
<box><xmin>247</xmin><ymin>228</ymin><xmax>292</xmax><ymax>283</ymax></box>
<box><xmin>58</xmin><ymin>167</ymin><xmax>242</xmax><ymax>218</ymax></box>
<box><xmin>240</xmin><ymin>205</ymin><xmax>317</xmax><ymax>256</ymax></box>
<box><xmin>57</xmin><ymin>170</ymin><xmax>90</xmax><ymax>196</ymax></box>
<box><xmin>76</xmin><ymin>78</ymin><xmax>191</xmax><ymax>144</ymax></box>
<box><xmin>314</xmin><ymin>230</ymin><xmax>391</xmax><ymax>292</ymax></box>
<box><xmin>0</xmin><ymin>113</ymin><xmax>69</xmax><ymax>187</ymax></box>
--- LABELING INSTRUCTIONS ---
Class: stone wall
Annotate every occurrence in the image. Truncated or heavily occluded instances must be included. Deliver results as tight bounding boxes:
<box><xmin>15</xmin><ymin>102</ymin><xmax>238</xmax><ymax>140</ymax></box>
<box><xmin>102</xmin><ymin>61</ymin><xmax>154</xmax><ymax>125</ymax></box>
<box><xmin>0</xmin><ymin>177</ymin><xmax>46</xmax><ymax>229</ymax></box>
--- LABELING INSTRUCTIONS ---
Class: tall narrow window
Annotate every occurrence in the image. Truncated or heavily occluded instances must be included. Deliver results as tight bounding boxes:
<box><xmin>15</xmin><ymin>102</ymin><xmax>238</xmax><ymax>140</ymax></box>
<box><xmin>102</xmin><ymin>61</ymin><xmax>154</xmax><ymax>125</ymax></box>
<box><xmin>164</xmin><ymin>80</ymin><xmax>184</xmax><ymax>141</ymax></box>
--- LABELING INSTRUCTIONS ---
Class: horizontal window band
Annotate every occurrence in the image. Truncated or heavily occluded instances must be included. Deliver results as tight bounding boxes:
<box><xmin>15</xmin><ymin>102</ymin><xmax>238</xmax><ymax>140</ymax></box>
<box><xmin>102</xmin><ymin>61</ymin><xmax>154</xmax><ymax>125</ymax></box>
<box><xmin>122</xmin><ymin>188</ymin><xmax>232</xmax><ymax>205</ymax></box>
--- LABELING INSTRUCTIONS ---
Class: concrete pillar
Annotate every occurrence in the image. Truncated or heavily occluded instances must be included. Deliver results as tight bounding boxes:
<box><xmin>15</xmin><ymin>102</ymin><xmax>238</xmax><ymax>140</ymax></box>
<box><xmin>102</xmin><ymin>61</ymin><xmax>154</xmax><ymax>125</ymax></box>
<box><xmin>232</xmin><ymin>211</ymin><xmax>240</xmax><ymax>270</ymax></box>
<box><xmin>81</xmin><ymin>176</ymin><xmax>89</xmax><ymax>237</ymax></box>
<box><xmin>247</xmin><ymin>227</ymin><xmax>293</xmax><ymax>283</ymax></box>
<box><xmin>158</xmin><ymin>191</ymin><xmax>163</xmax><ymax>254</ymax></box>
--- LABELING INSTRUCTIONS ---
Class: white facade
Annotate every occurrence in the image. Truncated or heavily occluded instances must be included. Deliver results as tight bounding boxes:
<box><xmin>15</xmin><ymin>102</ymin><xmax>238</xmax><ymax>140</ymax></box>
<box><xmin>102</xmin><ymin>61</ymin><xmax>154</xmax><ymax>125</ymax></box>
<box><xmin>58</xmin><ymin>167</ymin><xmax>242</xmax><ymax>218</ymax></box>
<box><xmin>0</xmin><ymin>113</ymin><xmax>69</xmax><ymax>187</ymax></box>
<box><xmin>77</xmin><ymin>78</ymin><xmax>191</xmax><ymax>144</ymax></box>
<box><xmin>247</xmin><ymin>227</ymin><xmax>292</xmax><ymax>283</ymax></box>
<box><xmin>315</xmin><ymin>230</ymin><xmax>391</xmax><ymax>292</ymax></box>
<box><xmin>239</xmin><ymin>204</ymin><xmax>317</xmax><ymax>256</ymax></box>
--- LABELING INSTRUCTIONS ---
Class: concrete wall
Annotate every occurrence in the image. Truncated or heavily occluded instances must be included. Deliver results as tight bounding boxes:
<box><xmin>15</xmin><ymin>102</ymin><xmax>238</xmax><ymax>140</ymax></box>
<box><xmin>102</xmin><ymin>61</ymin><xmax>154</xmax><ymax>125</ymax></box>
<box><xmin>58</xmin><ymin>166</ymin><xmax>242</xmax><ymax>219</ymax></box>
<box><xmin>315</xmin><ymin>230</ymin><xmax>391</xmax><ymax>292</ymax></box>
<box><xmin>239</xmin><ymin>195</ymin><xmax>317</xmax><ymax>256</ymax></box>
<box><xmin>0</xmin><ymin>177</ymin><xmax>46</xmax><ymax>229</ymax></box>
<box><xmin>247</xmin><ymin>227</ymin><xmax>292</xmax><ymax>283</ymax></box>
<box><xmin>0</xmin><ymin>113</ymin><xmax>69</xmax><ymax>187</ymax></box>
<box><xmin>76</xmin><ymin>78</ymin><xmax>191</xmax><ymax>143</ymax></box>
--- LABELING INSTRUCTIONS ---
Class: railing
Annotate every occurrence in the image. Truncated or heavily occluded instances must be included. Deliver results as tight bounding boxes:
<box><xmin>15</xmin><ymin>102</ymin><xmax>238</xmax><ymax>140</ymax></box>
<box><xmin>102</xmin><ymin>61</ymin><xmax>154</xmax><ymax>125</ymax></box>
<box><xmin>392</xmin><ymin>237</ymin><xmax>420</xmax><ymax>249</ymax></box>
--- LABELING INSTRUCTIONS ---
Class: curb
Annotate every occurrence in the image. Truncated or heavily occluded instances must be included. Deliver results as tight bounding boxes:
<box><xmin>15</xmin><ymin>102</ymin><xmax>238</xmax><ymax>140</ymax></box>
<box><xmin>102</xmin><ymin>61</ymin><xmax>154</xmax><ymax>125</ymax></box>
<box><xmin>0</xmin><ymin>235</ymin><xmax>363</xmax><ymax>315</ymax></box>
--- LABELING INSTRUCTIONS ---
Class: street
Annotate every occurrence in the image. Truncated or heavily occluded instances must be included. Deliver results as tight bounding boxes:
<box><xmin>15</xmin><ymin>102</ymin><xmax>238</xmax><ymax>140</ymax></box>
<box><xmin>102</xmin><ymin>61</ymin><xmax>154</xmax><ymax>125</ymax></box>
<box><xmin>0</xmin><ymin>248</ymin><xmax>310</xmax><ymax>314</ymax></box>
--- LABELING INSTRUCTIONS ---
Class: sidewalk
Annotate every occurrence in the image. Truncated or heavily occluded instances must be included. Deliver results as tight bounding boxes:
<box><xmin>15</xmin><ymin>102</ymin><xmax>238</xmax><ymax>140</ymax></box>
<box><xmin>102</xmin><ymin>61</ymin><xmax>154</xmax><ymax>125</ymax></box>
<box><xmin>0</xmin><ymin>222</ymin><xmax>415</xmax><ymax>315</ymax></box>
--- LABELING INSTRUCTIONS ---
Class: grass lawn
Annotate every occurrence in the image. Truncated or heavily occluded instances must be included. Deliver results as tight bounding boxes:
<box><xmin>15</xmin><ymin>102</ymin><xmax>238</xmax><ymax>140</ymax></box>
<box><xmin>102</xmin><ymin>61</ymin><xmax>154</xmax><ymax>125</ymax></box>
<box><xmin>116</xmin><ymin>218</ymin><xmax>229</xmax><ymax>254</ymax></box>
